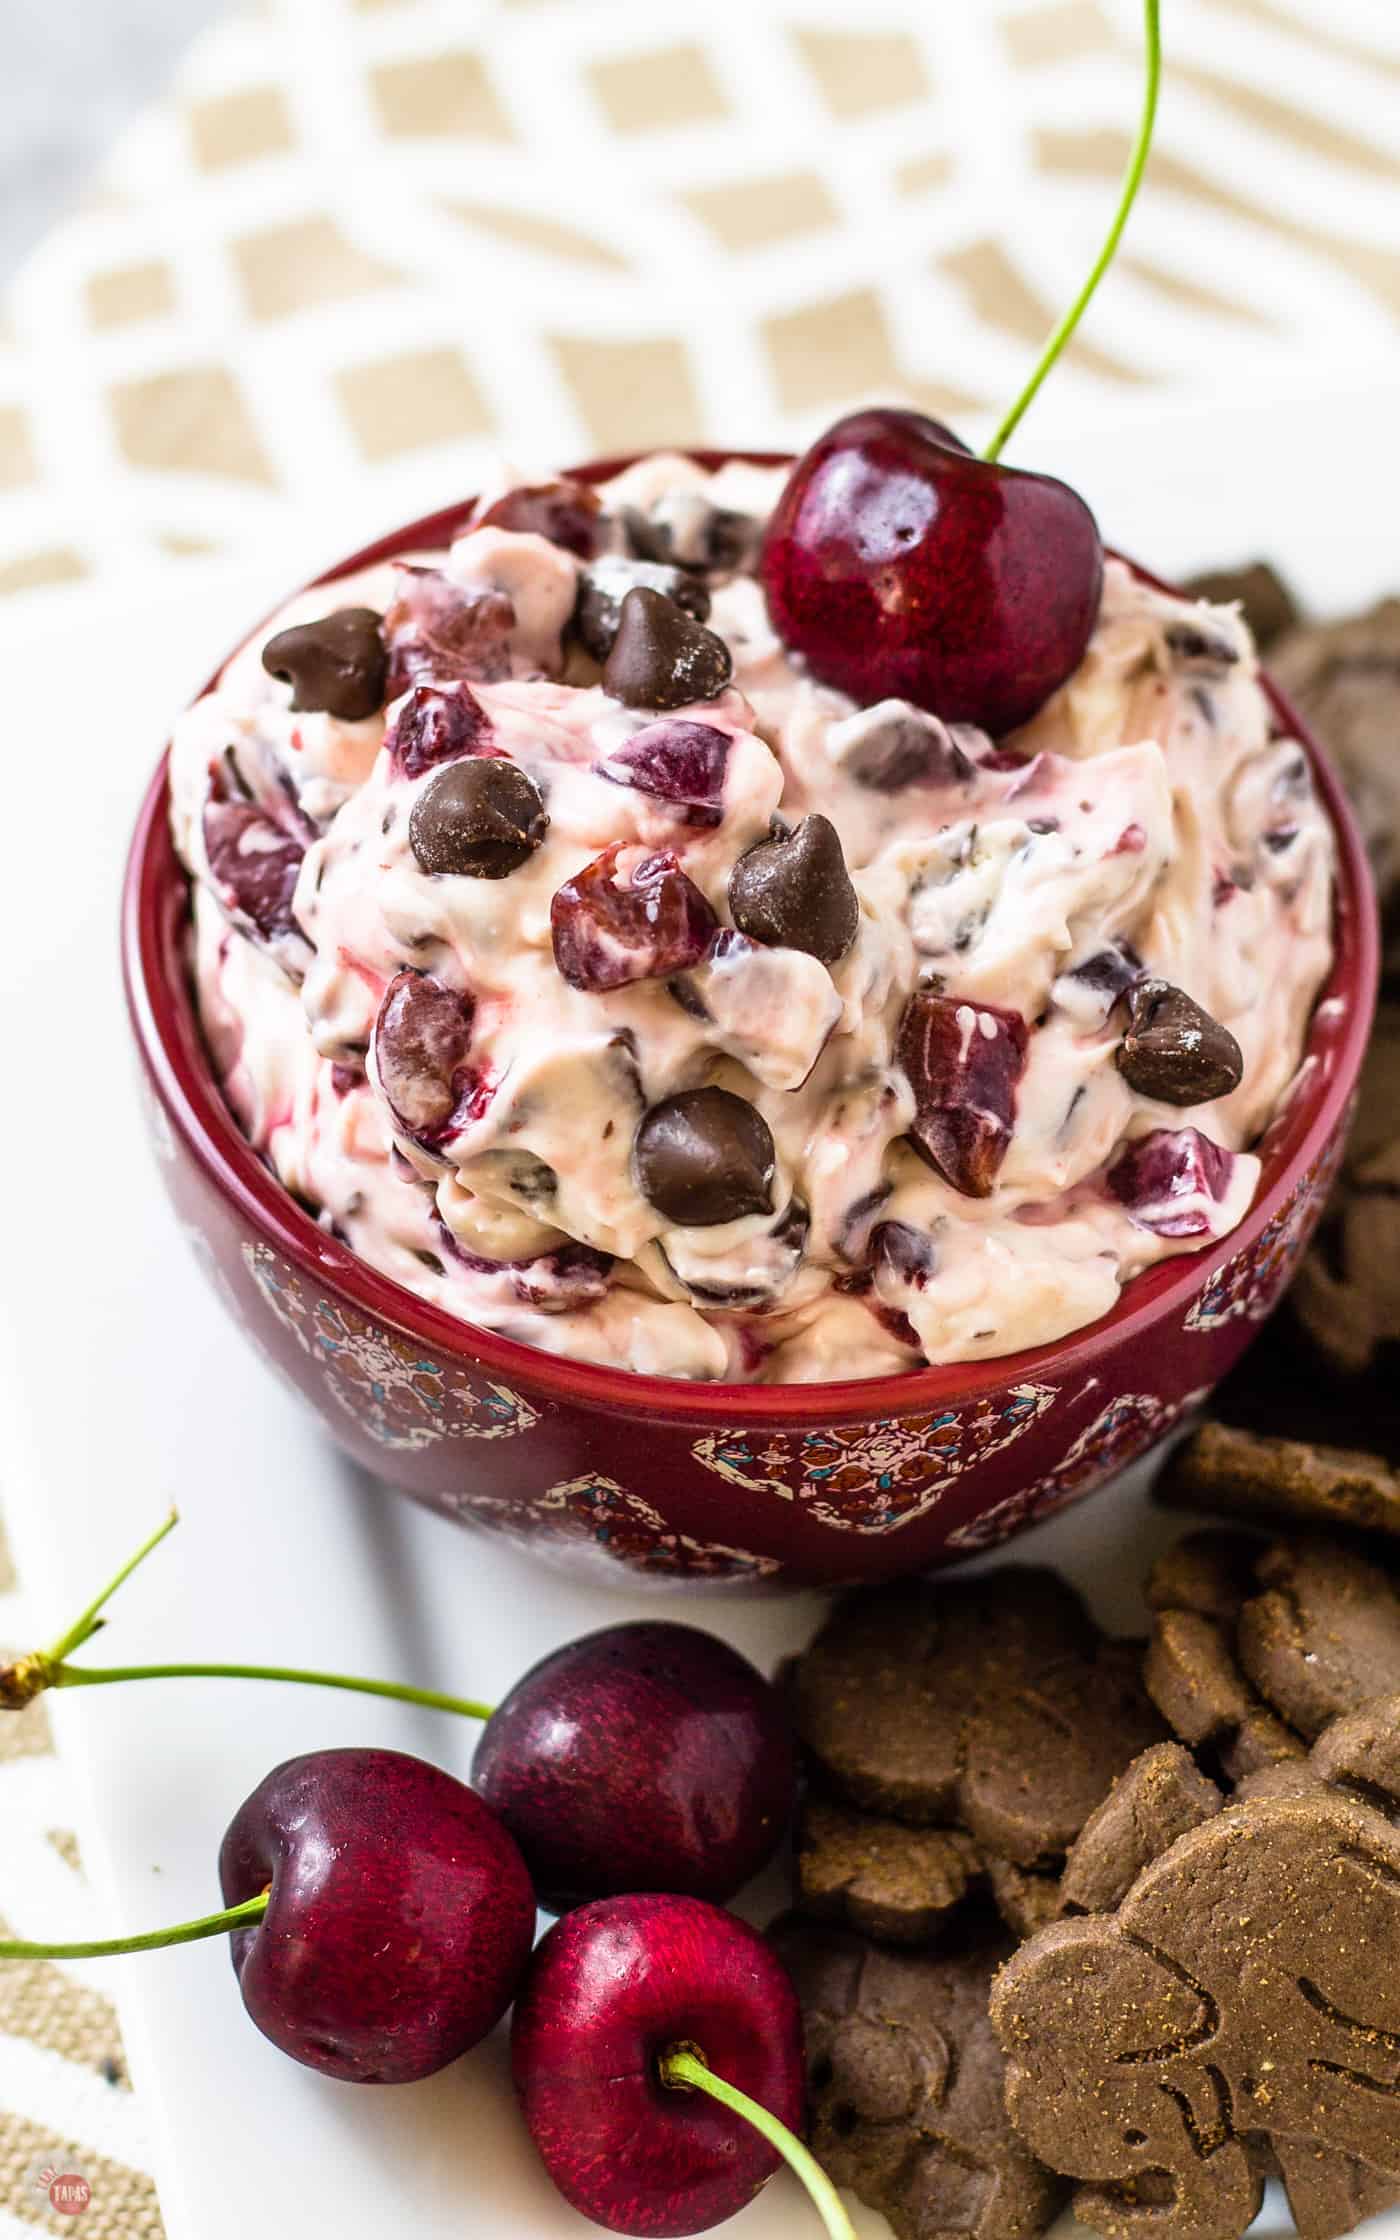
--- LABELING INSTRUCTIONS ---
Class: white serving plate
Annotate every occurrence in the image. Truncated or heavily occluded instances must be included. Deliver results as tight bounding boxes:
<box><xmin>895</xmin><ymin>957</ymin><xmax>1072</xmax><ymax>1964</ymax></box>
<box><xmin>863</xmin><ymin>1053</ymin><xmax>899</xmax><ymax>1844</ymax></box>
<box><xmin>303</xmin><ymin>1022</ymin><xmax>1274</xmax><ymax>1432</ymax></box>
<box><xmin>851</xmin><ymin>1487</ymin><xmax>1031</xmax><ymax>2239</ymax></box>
<box><xmin>2</xmin><ymin>364</ymin><xmax>1398</xmax><ymax>2240</ymax></box>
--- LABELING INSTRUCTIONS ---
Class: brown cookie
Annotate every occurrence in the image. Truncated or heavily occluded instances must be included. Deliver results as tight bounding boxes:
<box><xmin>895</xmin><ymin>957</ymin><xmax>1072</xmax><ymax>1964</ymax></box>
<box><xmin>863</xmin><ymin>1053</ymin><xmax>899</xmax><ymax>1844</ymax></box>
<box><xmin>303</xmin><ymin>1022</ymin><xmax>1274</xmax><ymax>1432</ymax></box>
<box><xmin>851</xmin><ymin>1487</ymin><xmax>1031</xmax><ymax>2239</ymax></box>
<box><xmin>1237</xmin><ymin>1537</ymin><xmax>1400</xmax><ymax>1740</ymax></box>
<box><xmin>770</xmin><ymin>1915</ymin><xmax>1066</xmax><ymax>2240</ymax></box>
<box><xmin>1144</xmin><ymin>1602</ymin><xmax>1308</xmax><ymax>1785</ymax></box>
<box><xmin>983</xmin><ymin>1857</ymin><xmax>1062</xmax><ymax>1942</ymax></box>
<box><xmin>1060</xmin><ymin>1744</ymin><xmax>1223</xmax><ymax>1916</ymax></box>
<box><xmin>1272</xmin><ymin>599</ymin><xmax>1400</xmax><ymax>911</ymax></box>
<box><xmin>1160</xmin><ymin>1422</ymin><xmax>1400</xmax><ymax>1547</ymax></box>
<box><xmin>796</xmin><ymin>1797</ymin><xmax>981</xmax><ymax>1946</ymax></box>
<box><xmin>1145</xmin><ymin>1528</ymin><xmax>1262</xmax><ymax>1623</ymax></box>
<box><xmin>1310</xmin><ymin>1689</ymin><xmax>1400</xmax><ymax>1803</ymax></box>
<box><xmin>991</xmin><ymin>1732</ymin><xmax>1400</xmax><ymax>2240</ymax></box>
<box><xmin>793</xmin><ymin>1573</ymin><xmax>1166</xmax><ymax>1867</ymax></box>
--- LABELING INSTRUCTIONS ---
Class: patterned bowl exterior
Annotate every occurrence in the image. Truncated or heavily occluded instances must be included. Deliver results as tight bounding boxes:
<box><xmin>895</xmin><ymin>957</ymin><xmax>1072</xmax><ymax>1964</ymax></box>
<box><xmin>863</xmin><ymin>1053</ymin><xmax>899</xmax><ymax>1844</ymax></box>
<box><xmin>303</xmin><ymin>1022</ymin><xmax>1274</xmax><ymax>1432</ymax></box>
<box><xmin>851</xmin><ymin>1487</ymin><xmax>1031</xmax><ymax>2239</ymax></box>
<box><xmin>122</xmin><ymin>461</ymin><xmax>1379</xmax><ymax>1590</ymax></box>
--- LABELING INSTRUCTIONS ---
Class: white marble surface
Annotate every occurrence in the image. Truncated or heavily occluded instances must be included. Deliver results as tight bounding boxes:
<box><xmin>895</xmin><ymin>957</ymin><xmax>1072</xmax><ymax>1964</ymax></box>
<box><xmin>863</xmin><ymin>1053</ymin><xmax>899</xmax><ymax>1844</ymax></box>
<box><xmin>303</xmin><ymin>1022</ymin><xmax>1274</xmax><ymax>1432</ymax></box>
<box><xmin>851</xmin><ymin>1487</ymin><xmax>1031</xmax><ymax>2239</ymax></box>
<box><xmin>1</xmin><ymin>0</ymin><xmax>222</xmax><ymax>278</ymax></box>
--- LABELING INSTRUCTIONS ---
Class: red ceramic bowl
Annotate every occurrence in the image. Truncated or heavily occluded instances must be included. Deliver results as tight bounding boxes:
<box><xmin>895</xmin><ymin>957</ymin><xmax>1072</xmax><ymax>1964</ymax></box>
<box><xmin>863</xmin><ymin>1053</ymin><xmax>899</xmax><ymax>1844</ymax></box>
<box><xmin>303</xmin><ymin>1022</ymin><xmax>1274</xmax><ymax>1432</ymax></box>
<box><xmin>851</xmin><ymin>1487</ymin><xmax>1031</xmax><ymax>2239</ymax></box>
<box><xmin>122</xmin><ymin>454</ymin><xmax>1379</xmax><ymax>1590</ymax></box>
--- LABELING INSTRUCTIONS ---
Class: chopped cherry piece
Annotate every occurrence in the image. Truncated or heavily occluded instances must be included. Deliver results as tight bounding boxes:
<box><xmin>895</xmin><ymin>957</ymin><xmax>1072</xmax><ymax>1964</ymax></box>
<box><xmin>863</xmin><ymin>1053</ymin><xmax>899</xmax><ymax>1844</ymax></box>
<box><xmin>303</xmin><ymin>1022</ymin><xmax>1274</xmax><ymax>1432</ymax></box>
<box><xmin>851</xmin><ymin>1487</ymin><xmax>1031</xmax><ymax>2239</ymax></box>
<box><xmin>1106</xmin><ymin>1127</ymin><xmax>1237</xmax><ymax>1238</ymax></box>
<box><xmin>594</xmin><ymin>720</ymin><xmax>730</xmax><ymax>828</ymax></box>
<box><xmin>372</xmin><ymin>970</ymin><xmax>479</xmax><ymax>1146</ymax></box>
<box><xmin>871</xmin><ymin>1220</ymin><xmax>938</xmax><ymax>1288</ymax></box>
<box><xmin>202</xmin><ymin>798</ymin><xmax>307</xmax><ymax>945</ymax></box>
<box><xmin>896</xmin><ymin>991</ymin><xmax>1029</xmax><ymax>1198</ymax></box>
<box><xmin>826</xmin><ymin>701</ymin><xmax>977</xmax><ymax>793</ymax></box>
<box><xmin>387</xmin><ymin>684</ymin><xmax>496</xmax><ymax>779</ymax></box>
<box><xmin>551</xmin><ymin>846</ymin><xmax>717</xmax><ymax>993</ymax></box>
<box><xmin>383</xmin><ymin>565</ymin><xmax>514</xmax><ymax>696</ymax></box>
<box><xmin>476</xmin><ymin>479</ymin><xmax>604</xmax><ymax>559</ymax></box>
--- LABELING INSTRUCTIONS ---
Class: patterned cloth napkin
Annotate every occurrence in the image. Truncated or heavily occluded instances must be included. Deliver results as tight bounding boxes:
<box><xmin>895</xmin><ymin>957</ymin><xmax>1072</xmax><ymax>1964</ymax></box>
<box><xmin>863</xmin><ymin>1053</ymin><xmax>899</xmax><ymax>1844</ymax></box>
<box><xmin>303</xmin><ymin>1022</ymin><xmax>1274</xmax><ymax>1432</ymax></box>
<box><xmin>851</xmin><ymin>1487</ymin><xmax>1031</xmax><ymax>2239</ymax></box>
<box><xmin>1</xmin><ymin>0</ymin><xmax>1398</xmax><ymax>2229</ymax></box>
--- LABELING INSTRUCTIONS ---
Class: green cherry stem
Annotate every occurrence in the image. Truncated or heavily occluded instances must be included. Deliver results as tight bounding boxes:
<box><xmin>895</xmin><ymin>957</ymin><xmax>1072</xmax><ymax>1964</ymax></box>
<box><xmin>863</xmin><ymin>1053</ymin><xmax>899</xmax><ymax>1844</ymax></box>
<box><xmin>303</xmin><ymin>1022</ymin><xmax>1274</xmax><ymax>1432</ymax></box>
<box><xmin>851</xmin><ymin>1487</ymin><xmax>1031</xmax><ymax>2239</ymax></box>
<box><xmin>659</xmin><ymin>2045</ymin><xmax>858</xmax><ymax>2240</ymax></box>
<box><xmin>983</xmin><ymin>0</ymin><xmax>1162</xmax><ymax>463</ymax></box>
<box><xmin>50</xmin><ymin>1659</ymin><xmax>494</xmax><ymax>1724</ymax></box>
<box><xmin>0</xmin><ymin>1515</ymin><xmax>493</xmax><ymax>1725</ymax></box>
<box><xmin>0</xmin><ymin>1891</ymin><xmax>269</xmax><ymax>1964</ymax></box>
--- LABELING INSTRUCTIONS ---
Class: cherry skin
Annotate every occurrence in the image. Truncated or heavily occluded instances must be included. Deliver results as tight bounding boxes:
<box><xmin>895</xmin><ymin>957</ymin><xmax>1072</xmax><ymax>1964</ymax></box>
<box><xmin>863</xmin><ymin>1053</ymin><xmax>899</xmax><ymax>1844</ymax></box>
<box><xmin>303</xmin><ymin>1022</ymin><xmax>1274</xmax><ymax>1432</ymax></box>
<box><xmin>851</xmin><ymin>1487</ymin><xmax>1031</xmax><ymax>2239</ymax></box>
<box><xmin>219</xmin><ymin>1747</ymin><xmax>536</xmax><ymax>2084</ymax></box>
<box><xmin>512</xmin><ymin>1892</ymin><xmax>804</xmax><ymax>2237</ymax></box>
<box><xmin>760</xmin><ymin>407</ymin><xmax>1104</xmax><ymax>737</ymax></box>
<box><xmin>472</xmin><ymin>1622</ymin><xmax>797</xmax><ymax>1912</ymax></box>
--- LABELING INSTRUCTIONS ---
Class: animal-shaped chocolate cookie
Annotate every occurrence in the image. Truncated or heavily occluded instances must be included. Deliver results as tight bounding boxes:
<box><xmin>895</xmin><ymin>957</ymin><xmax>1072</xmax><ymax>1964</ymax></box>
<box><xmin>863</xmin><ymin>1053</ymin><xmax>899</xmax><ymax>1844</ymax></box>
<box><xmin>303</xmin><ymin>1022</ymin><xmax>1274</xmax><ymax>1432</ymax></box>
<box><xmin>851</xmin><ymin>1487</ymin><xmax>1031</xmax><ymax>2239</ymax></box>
<box><xmin>991</xmin><ymin>1709</ymin><xmax>1400</xmax><ymax>2240</ymax></box>
<box><xmin>771</xmin><ymin>1916</ymin><xmax>1065</xmax><ymax>2240</ymax></box>
<box><xmin>793</xmin><ymin>1572</ymin><xmax>1165</xmax><ymax>1866</ymax></box>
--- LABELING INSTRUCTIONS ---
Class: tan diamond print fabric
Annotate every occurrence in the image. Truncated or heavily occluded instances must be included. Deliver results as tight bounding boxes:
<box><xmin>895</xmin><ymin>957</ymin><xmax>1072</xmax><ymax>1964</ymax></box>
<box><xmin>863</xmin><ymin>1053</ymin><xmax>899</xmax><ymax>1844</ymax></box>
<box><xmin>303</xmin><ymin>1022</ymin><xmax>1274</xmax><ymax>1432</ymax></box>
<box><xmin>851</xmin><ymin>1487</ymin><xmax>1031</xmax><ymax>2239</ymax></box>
<box><xmin>1</xmin><ymin>0</ymin><xmax>1398</xmax><ymax>2229</ymax></box>
<box><xmin>1</xmin><ymin>0</ymin><xmax>1399</xmax><ymax>615</ymax></box>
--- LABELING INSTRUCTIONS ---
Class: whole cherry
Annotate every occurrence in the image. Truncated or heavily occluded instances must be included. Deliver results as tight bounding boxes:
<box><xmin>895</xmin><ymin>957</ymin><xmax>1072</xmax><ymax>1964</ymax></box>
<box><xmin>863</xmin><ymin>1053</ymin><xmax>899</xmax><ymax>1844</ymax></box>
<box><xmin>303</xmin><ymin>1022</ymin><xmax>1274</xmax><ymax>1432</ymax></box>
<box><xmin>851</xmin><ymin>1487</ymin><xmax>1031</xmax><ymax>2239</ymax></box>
<box><xmin>472</xmin><ymin>1621</ymin><xmax>797</xmax><ymax>1910</ymax></box>
<box><xmin>513</xmin><ymin>1892</ymin><xmax>852</xmax><ymax>2239</ymax></box>
<box><xmin>761</xmin><ymin>407</ymin><xmax>1102</xmax><ymax>737</ymax></box>
<box><xmin>0</xmin><ymin>1745</ymin><xmax>537</xmax><ymax>2087</ymax></box>
<box><xmin>219</xmin><ymin>1747</ymin><xmax>536</xmax><ymax>2082</ymax></box>
<box><xmin>761</xmin><ymin>0</ymin><xmax>1160</xmax><ymax>739</ymax></box>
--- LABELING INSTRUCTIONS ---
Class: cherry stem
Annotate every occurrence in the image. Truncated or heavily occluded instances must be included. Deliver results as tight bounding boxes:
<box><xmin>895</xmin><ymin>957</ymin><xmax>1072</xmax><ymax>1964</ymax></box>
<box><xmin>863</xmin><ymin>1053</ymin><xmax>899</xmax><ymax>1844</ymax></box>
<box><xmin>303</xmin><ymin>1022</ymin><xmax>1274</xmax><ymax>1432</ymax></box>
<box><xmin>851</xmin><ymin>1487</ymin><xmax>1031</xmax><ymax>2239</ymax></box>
<box><xmin>0</xmin><ymin>1891</ymin><xmax>269</xmax><ymax>1964</ymax></box>
<box><xmin>983</xmin><ymin>0</ymin><xmax>1161</xmax><ymax>463</ymax></box>
<box><xmin>658</xmin><ymin>2045</ymin><xmax>857</xmax><ymax>2240</ymax></box>
<box><xmin>49</xmin><ymin>1660</ymin><xmax>494</xmax><ymax>1724</ymax></box>
<box><xmin>0</xmin><ymin>1514</ymin><xmax>494</xmax><ymax>1724</ymax></box>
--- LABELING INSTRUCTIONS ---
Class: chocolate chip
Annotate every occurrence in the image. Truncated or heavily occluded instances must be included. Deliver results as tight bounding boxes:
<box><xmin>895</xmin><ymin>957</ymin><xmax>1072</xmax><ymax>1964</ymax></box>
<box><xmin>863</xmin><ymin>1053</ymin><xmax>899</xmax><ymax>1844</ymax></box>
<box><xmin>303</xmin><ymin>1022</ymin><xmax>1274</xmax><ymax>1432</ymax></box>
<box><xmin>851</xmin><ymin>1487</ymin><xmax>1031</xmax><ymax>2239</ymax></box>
<box><xmin>409</xmin><ymin>758</ymin><xmax>548</xmax><ymax>879</ymax></box>
<box><xmin>634</xmin><ymin>1087</ymin><xmax>775</xmax><ymax>1227</ymax></box>
<box><xmin>261</xmin><ymin>607</ymin><xmax>387</xmax><ymax>721</ymax></box>
<box><xmin>1115</xmin><ymin>978</ymin><xmax>1244</xmax><ymax>1105</ymax></box>
<box><xmin>728</xmin><ymin>814</ymin><xmax>859</xmax><ymax>965</ymax></box>
<box><xmin>601</xmin><ymin>586</ymin><xmax>732</xmax><ymax>711</ymax></box>
<box><xmin>573</xmin><ymin>558</ymin><xmax>711</xmax><ymax>663</ymax></box>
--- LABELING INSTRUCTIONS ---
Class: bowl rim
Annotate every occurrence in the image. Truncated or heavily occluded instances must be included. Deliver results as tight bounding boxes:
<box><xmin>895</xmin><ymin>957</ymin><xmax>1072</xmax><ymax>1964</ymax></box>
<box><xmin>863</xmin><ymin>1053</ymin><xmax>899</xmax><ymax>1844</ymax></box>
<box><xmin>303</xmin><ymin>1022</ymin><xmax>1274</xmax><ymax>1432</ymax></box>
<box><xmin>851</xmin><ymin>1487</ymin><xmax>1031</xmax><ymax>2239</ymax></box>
<box><xmin>121</xmin><ymin>448</ymin><xmax>1380</xmax><ymax>1428</ymax></box>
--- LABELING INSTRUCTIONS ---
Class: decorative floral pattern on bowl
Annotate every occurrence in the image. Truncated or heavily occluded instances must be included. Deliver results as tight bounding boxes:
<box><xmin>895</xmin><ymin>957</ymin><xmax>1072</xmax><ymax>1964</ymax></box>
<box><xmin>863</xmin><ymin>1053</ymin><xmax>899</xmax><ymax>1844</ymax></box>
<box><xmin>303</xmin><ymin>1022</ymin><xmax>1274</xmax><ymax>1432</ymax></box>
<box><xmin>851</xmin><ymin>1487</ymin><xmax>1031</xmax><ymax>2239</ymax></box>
<box><xmin>945</xmin><ymin>1383</ymin><xmax>1213</xmax><ymax>1551</ymax></box>
<box><xmin>444</xmin><ymin>1474</ymin><xmax>784</xmax><ymax>1585</ymax></box>
<box><xmin>243</xmin><ymin>1244</ymin><xmax>539</xmax><ymax>1451</ymax></box>
<box><xmin>691</xmin><ymin>1383</ymin><xmax>1059</xmax><ymax>1534</ymax></box>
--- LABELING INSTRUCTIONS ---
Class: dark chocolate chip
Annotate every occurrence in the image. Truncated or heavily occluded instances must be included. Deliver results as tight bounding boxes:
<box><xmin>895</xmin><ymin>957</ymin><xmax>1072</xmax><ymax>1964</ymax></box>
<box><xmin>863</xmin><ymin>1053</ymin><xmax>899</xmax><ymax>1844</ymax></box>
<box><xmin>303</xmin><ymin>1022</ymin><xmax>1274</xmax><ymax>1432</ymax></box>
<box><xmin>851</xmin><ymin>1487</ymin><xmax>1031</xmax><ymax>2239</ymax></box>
<box><xmin>728</xmin><ymin>813</ymin><xmax>859</xmax><ymax>965</ymax></box>
<box><xmin>409</xmin><ymin>758</ymin><xmax>548</xmax><ymax>879</ymax></box>
<box><xmin>1116</xmin><ymin>978</ymin><xmax>1244</xmax><ymax>1106</ymax></box>
<box><xmin>573</xmin><ymin>557</ymin><xmax>711</xmax><ymax>663</ymax></box>
<box><xmin>601</xmin><ymin>586</ymin><xmax>732</xmax><ymax>711</ymax></box>
<box><xmin>634</xmin><ymin>1086</ymin><xmax>775</xmax><ymax>1227</ymax></box>
<box><xmin>261</xmin><ymin>606</ymin><xmax>387</xmax><ymax>721</ymax></box>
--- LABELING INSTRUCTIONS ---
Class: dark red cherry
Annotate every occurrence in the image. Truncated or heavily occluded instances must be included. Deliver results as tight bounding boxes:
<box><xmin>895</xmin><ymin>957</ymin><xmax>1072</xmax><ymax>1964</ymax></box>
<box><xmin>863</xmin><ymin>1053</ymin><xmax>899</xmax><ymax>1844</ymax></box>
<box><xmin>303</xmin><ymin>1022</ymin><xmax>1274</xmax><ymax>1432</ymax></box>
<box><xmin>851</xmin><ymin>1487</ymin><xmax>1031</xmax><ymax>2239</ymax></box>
<box><xmin>1106</xmin><ymin>1127</ymin><xmax>1238</xmax><ymax>1238</ymax></box>
<box><xmin>202</xmin><ymin>797</ymin><xmax>307</xmax><ymax>946</ymax></box>
<box><xmin>372</xmin><ymin>969</ymin><xmax>481</xmax><ymax>1146</ymax></box>
<box><xmin>760</xmin><ymin>408</ymin><xmax>1103</xmax><ymax>736</ymax></box>
<box><xmin>382</xmin><ymin>565</ymin><xmax>514</xmax><ymax>696</ymax></box>
<box><xmin>472</xmin><ymin>1621</ymin><xmax>796</xmax><ymax>1911</ymax></box>
<box><xmin>896</xmin><ymin>990</ymin><xmax>1029</xmax><ymax>1197</ymax></box>
<box><xmin>219</xmin><ymin>1747</ymin><xmax>535</xmax><ymax>2084</ymax></box>
<box><xmin>551</xmin><ymin>846</ymin><xmax>717</xmax><ymax>992</ymax></box>
<box><xmin>595</xmin><ymin>720</ymin><xmax>731</xmax><ymax>829</ymax></box>
<box><xmin>512</xmin><ymin>1893</ymin><xmax>804</xmax><ymax>2236</ymax></box>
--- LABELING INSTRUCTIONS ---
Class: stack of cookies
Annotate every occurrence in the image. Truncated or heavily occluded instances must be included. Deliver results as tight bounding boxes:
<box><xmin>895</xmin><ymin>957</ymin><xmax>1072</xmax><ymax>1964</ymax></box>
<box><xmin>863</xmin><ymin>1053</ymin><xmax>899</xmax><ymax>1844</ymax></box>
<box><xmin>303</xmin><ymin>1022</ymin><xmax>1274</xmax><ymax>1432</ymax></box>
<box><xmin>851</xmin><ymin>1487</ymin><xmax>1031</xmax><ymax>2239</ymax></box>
<box><xmin>776</xmin><ymin>1503</ymin><xmax>1400</xmax><ymax>2240</ymax></box>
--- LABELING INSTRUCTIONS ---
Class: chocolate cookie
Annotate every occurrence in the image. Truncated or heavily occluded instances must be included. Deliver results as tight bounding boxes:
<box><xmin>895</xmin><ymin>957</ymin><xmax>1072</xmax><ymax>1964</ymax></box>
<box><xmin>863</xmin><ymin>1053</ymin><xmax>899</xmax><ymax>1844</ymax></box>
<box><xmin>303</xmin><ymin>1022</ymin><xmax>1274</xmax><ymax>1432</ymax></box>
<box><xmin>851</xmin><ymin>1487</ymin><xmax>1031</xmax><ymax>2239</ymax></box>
<box><xmin>1060</xmin><ymin>1743</ymin><xmax>1223</xmax><ymax>1915</ymax></box>
<box><xmin>983</xmin><ymin>1858</ymin><xmax>1062</xmax><ymax>1942</ymax></box>
<box><xmin>1160</xmin><ymin>1423</ymin><xmax>1400</xmax><ymax>1546</ymax></box>
<box><xmin>1271</xmin><ymin>598</ymin><xmax>1400</xmax><ymax>911</ymax></box>
<box><xmin>770</xmin><ymin>1916</ymin><xmax>1065</xmax><ymax>2240</ymax></box>
<box><xmin>991</xmin><ymin>1722</ymin><xmax>1400</xmax><ymax>2240</ymax></box>
<box><xmin>1145</xmin><ymin>1538</ymin><xmax>1307</xmax><ymax>1782</ymax></box>
<box><xmin>1236</xmin><ymin>1536</ymin><xmax>1400</xmax><ymax>1740</ymax></box>
<box><xmin>795</xmin><ymin>1797</ymin><xmax>981</xmax><ymax>1946</ymax></box>
<box><xmin>793</xmin><ymin>1574</ymin><xmax>1166</xmax><ymax>1867</ymax></box>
